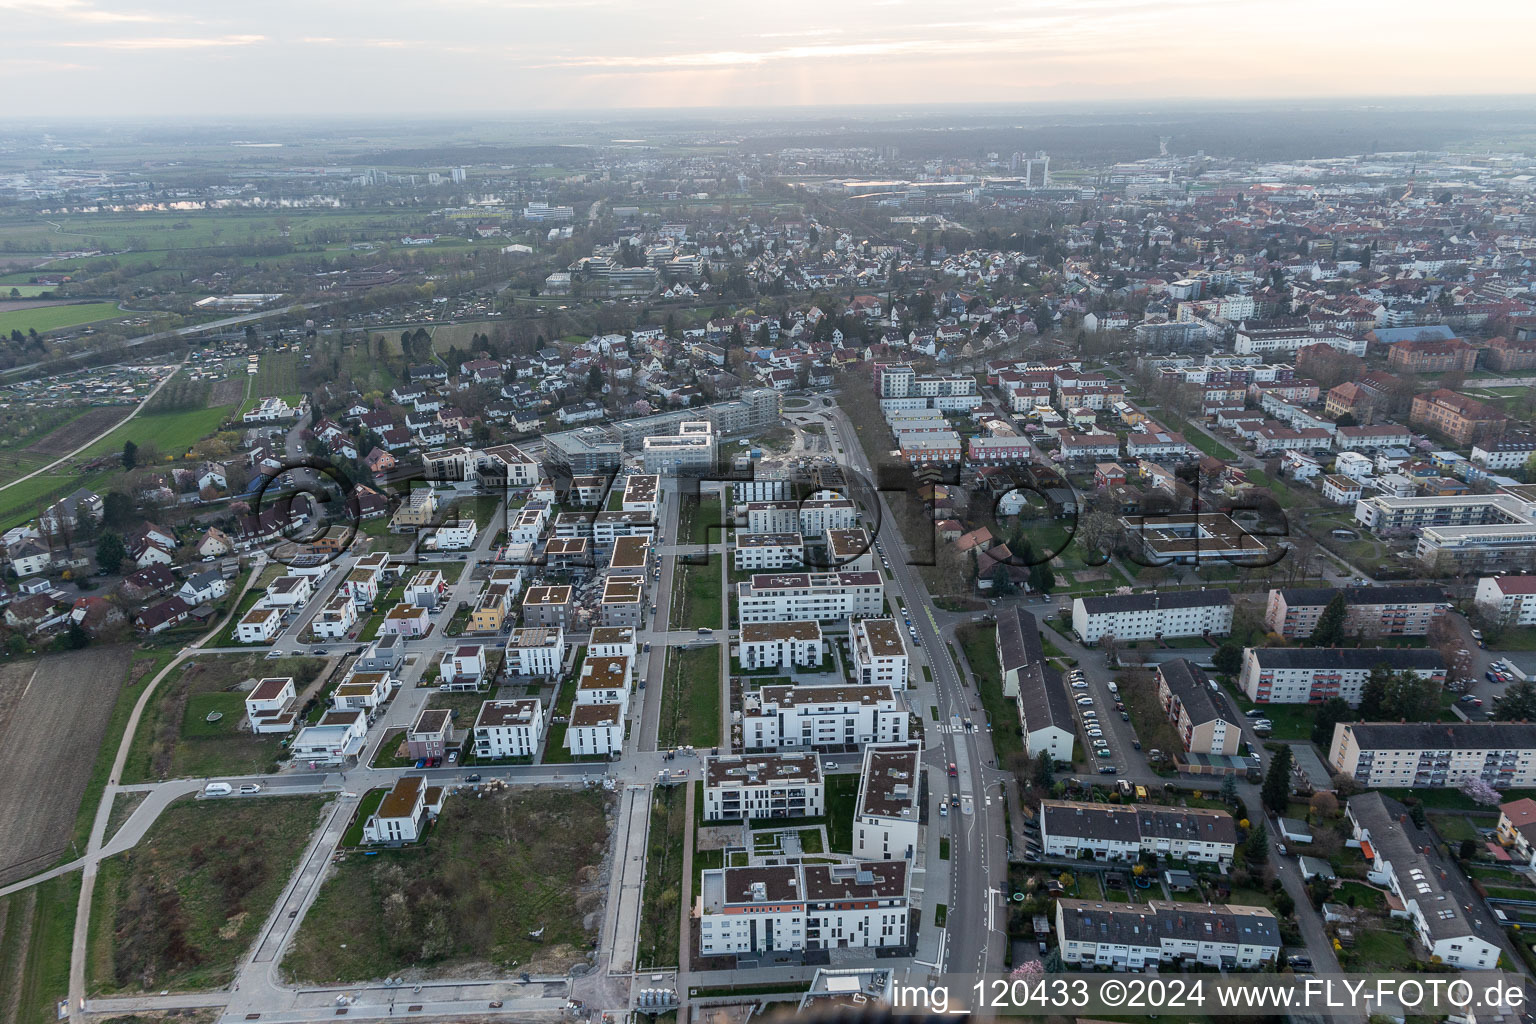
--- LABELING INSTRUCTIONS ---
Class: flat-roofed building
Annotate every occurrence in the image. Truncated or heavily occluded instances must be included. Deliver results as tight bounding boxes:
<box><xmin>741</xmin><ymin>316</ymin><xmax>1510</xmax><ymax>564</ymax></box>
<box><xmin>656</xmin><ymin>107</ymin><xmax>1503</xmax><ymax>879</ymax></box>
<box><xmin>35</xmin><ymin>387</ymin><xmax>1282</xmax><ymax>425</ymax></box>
<box><xmin>823</xmin><ymin>527</ymin><xmax>874</xmax><ymax>572</ymax></box>
<box><xmin>422</xmin><ymin>446</ymin><xmax>475</xmax><ymax>482</ymax></box>
<box><xmin>1055</xmin><ymin>899</ymin><xmax>1279</xmax><ymax>970</ymax></box>
<box><xmin>642</xmin><ymin>421</ymin><xmax>716</xmax><ymax>474</ymax></box>
<box><xmin>738</xmin><ymin>621</ymin><xmax>823</xmax><ymax>670</ymax></box>
<box><xmin>390</xmin><ymin>488</ymin><xmax>437</xmax><ymax>531</ymax></box>
<box><xmin>1330</xmin><ymin>721</ymin><xmax>1536</xmax><ymax>789</ymax></box>
<box><xmin>588</xmin><ymin>625</ymin><xmax>637</xmax><ymax>659</ymax></box>
<box><xmin>362</xmin><ymin>775</ymin><xmax>432</xmax><ymax>844</ymax></box>
<box><xmin>698</xmin><ymin>861</ymin><xmax>909</xmax><ymax>956</ymax></box>
<box><xmin>292</xmin><ymin>708</ymin><xmax>368</xmax><ymax>765</ymax></box>
<box><xmin>741</xmin><ymin>684</ymin><xmax>908</xmax><ymax>751</ymax></box>
<box><xmin>733</xmin><ymin>532</ymin><xmax>805</xmax><ymax>571</ymax></box>
<box><xmin>543</xmin><ymin>536</ymin><xmax>590</xmax><ymax>572</ymax></box>
<box><xmin>382</xmin><ymin>602</ymin><xmax>429</xmax><ymax>637</ymax></box>
<box><xmin>854</xmin><ymin>743</ymin><xmax>921</xmax><ymax>860</ymax></box>
<box><xmin>312</xmin><ymin>591</ymin><xmax>358</xmax><ymax>639</ymax></box>
<box><xmin>332</xmin><ymin>671</ymin><xmax>393</xmax><ymax>711</ymax></box>
<box><xmin>403</xmin><ymin>569</ymin><xmax>448</xmax><ymax>609</ymax></box>
<box><xmin>1039</xmin><ymin>799</ymin><xmax>1237</xmax><ymax>864</ymax></box>
<box><xmin>599</xmin><ymin>576</ymin><xmax>645</xmax><ymax>627</ymax></box>
<box><xmin>504</xmin><ymin>626</ymin><xmax>565</xmax><ymax>678</ymax></box>
<box><xmin>1072</xmin><ymin>589</ymin><xmax>1233</xmax><ymax>644</ymax></box>
<box><xmin>1240</xmin><ymin>647</ymin><xmax>1446</xmax><ymax>705</ymax></box>
<box><xmin>1263</xmin><ymin>584</ymin><xmax>1446</xmax><ymax>638</ymax></box>
<box><xmin>475</xmin><ymin>444</ymin><xmax>539</xmax><ymax>488</ymax></box>
<box><xmin>246</xmin><ymin>676</ymin><xmax>297</xmax><ymax>734</ymax></box>
<box><xmin>622</xmin><ymin>473</ymin><xmax>660</xmax><ymax>514</ymax></box>
<box><xmin>468</xmin><ymin>580</ymin><xmax>516</xmax><ymax>633</ymax></box>
<box><xmin>1119</xmin><ymin>512</ymin><xmax>1274</xmax><ymax>566</ymax></box>
<box><xmin>577</xmin><ymin>654</ymin><xmax>632</xmax><ymax>716</ymax></box>
<box><xmin>236</xmin><ymin>605</ymin><xmax>282</xmax><ymax>643</ymax></box>
<box><xmin>521</xmin><ymin>584</ymin><xmax>573</xmax><ymax>628</ymax></box>
<box><xmin>849</xmin><ymin>617</ymin><xmax>909</xmax><ymax>690</ymax></box>
<box><xmin>1156</xmin><ymin>658</ymin><xmax>1238</xmax><ymax>755</ymax></box>
<box><xmin>566</xmin><ymin>703</ymin><xmax>623</xmax><ymax>756</ymax></box>
<box><xmin>608</xmin><ymin>535</ymin><xmax>650</xmax><ymax>574</ymax></box>
<box><xmin>407</xmin><ymin>707</ymin><xmax>451</xmax><ymax>761</ymax></box>
<box><xmin>703</xmin><ymin>752</ymin><xmax>824</xmax><ymax>821</ymax></box>
<box><xmin>473</xmin><ymin>699</ymin><xmax>544</xmax><ymax>759</ymax></box>
<box><xmin>737</xmin><ymin>571</ymin><xmax>883</xmax><ymax>624</ymax></box>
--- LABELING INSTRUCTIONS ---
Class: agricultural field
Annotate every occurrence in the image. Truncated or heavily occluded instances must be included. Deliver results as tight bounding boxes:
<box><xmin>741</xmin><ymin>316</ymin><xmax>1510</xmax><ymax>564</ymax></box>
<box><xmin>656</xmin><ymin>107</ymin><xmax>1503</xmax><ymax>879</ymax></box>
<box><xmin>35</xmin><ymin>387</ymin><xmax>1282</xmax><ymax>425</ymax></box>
<box><xmin>120</xmin><ymin>654</ymin><xmax>328</xmax><ymax>783</ymax></box>
<box><xmin>82</xmin><ymin>404</ymin><xmax>240</xmax><ymax>462</ymax></box>
<box><xmin>87</xmin><ymin>795</ymin><xmax>329</xmax><ymax>994</ymax></box>
<box><xmin>238</xmin><ymin>351</ymin><xmax>306</xmax><ymax>416</ymax></box>
<box><xmin>0</xmin><ymin>873</ymin><xmax>81</xmax><ymax>1024</ymax></box>
<box><xmin>0</xmin><ymin>302</ymin><xmax>124</xmax><ymax>337</ymax></box>
<box><xmin>20</xmin><ymin>406</ymin><xmax>128</xmax><ymax>459</ymax></box>
<box><xmin>282</xmin><ymin>786</ymin><xmax>609</xmax><ymax>983</ymax></box>
<box><xmin>0</xmin><ymin>648</ymin><xmax>132</xmax><ymax>887</ymax></box>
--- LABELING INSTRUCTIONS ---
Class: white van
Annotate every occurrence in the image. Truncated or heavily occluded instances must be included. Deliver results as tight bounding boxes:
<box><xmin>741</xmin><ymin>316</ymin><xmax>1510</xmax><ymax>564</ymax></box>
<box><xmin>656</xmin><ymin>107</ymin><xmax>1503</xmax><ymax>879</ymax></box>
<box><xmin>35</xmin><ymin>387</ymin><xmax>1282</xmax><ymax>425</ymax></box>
<box><xmin>203</xmin><ymin>782</ymin><xmax>233</xmax><ymax>797</ymax></box>
<box><xmin>1106</xmin><ymin>682</ymin><xmax>1119</xmax><ymax>696</ymax></box>
<box><xmin>238</xmin><ymin>783</ymin><xmax>261</xmax><ymax>795</ymax></box>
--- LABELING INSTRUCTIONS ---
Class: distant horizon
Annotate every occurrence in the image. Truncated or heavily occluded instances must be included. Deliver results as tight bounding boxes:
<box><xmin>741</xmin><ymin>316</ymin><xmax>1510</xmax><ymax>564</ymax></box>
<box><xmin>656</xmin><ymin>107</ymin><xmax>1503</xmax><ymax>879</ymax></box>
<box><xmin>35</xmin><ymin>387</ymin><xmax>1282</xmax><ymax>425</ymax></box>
<box><xmin>4</xmin><ymin>0</ymin><xmax>1536</xmax><ymax>119</ymax></box>
<box><xmin>4</xmin><ymin>92</ymin><xmax>1536</xmax><ymax>127</ymax></box>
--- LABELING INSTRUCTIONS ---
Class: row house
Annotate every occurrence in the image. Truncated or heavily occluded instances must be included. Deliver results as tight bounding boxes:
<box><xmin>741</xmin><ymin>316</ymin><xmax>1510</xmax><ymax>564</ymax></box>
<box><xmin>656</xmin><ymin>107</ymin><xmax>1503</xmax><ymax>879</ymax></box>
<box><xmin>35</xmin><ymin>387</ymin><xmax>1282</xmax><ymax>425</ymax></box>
<box><xmin>1040</xmin><ymin>800</ymin><xmax>1237</xmax><ymax>864</ymax></box>
<box><xmin>1055</xmin><ymin>899</ymin><xmax>1279</xmax><ymax>971</ymax></box>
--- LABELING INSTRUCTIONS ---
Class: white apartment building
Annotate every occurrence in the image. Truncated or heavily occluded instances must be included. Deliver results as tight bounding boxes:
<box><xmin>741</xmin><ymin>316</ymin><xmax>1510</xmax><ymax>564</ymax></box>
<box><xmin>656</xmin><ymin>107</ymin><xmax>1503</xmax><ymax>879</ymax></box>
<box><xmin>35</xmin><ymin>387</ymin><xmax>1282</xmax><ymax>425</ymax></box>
<box><xmin>1041</xmin><ymin>800</ymin><xmax>1237</xmax><ymax>864</ymax></box>
<box><xmin>853</xmin><ymin>743</ymin><xmax>921</xmax><ymax>861</ymax></box>
<box><xmin>1239</xmin><ymin>647</ymin><xmax>1446</xmax><ymax>705</ymax></box>
<box><xmin>1475</xmin><ymin>575</ymin><xmax>1536</xmax><ymax>627</ymax></box>
<box><xmin>245</xmin><ymin>677</ymin><xmax>297</xmax><ymax>734</ymax></box>
<box><xmin>331</xmin><ymin>672</ymin><xmax>393</xmax><ymax>711</ymax></box>
<box><xmin>1472</xmin><ymin>436</ymin><xmax>1536</xmax><ymax>471</ymax></box>
<box><xmin>745</xmin><ymin>499</ymin><xmax>857</xmax><ymax>536</ymax></box>
<box><xmin>236</xmin><ymin>606</ymin><xmax>282</xmax><ymax>644</ymax></box>
<box><xmin>849</xmin><ymin>618</ymin><xmax>909</xmax><ymax>690</ymax></box>
<box><xmin>698</xmin><ymin>861</ymin><xmax>910</xmax><ymax>957</ymax></box>
<box><xmin>997</xmin><ymin>607</ymin><xmax>1075</xmax><ymax>763</ymax></box>
<box><xmin>501</xmin><ymin>622</ymin><xmax>562</xmax><ymax>675</ymax></box>
<box><xmin>1330</xmin><ymin>722</ymin><xmax>1536</xmax><ymax>789</ymax></box>
<box><xmin>702</xmin><ymin>753</ymin><xmax>824</xmax><ymax>821</ymax></box>
<box><xmin>476</xmin><ymin>444</ymin><xmax>540</xmax><ymax>488</ymax></box>
<box><xmin>291</xmin><ymin>709</ymin><xmax>368</xmax><ymax>766</ymax></box>
<box><xmin>508</xmin><ymin>503</ymin><xmax>551</xmax><ymax>546</ymax></box>
<box><xmin>1055</xmin><ymin>899</ymin><xmax>1280</xmax><ymax>970</ymax></box>
<box><xmin>472</xmin><ymin>699</ymin><xmax>544</xmax><ymax>759</ymax></box>
<box><xmin>1264</xmin><ymin>585</ymin><xmax>1447</xmax><ymax>638</ymax></box>
<box><xmin>1071</xmin><ymin>589</ymin><xmax>1233</xmax><ymax>644</ymax></box>
<box><xmin>736</xmin><ymin>571</ymin><xmax>884</xmax><ymax>624</ymax></box>
<box><xmin>361</xmin><ymin>775</ymin><xmax>431</xmax><ymax>845</ymax></box>
<box><xmin>738</xmin><ymin>621</ymin><xmax>824</xmax><ymax>670</ymax></box>
<box><xmin>642</xmin><ymin>420</ymin><xmax>716</xmax><ymax>474</ymax></box>
<box><xmin>740</xmin><ymin>684</ymin><xmax>908</xmax><ymax>751</ymax></box>
<box><xmin>566</xmin><ymin>703</ymin><xmax>623</xmax><ymax>757</ymax></box>
<box><xmin>823</xmin><ymin>527</ymin><xmax>874</xmax><ymax>572</ymax></box>
<box><xmin>588</xmin><ymin>625</ymin><xmax>638</xmax><ymax>660</ymax></box>
<box><xmin>1347</xmin><ymin>792</ymin><xmax>1501</xmax><ymax>969</ymax></box>
<box><xmin>576</xmin><ymin>654</ymin><xmax>632</xmax><ymax>718</ymax></box>
<box><xmin>733</xmin><ymin>532</ymin><xmax>805</xmax><ymax>571</ymax></box>
<box><xmin>426</xmin><ymin>518</ymin><xmax>477</xmax><ymax>550</ymax></box>
<box><xmin>311</xmin><ymin>592</ymin><xmax>358</xmax><ymax>639</ymax></box>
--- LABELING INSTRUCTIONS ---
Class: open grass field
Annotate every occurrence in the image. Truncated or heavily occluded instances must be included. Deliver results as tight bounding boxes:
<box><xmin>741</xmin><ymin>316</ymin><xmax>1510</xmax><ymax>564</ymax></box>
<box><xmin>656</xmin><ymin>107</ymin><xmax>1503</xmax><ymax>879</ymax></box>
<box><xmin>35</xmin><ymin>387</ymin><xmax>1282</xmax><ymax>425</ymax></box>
<box><xmin>87</xmin><ymin>795</ymin><xmax>328</xmax><ymax>994</ymax></box>
<box><xmin>0</xmin><ymin>302</ymin><xmax>123</xmax><ymax>337</ymax></box>
<box><xmin>679</xmin><ymin>496</ymin><xmax>724</xmax><ymax>546</ymax></box>
<box><xmin>636</xmin><ymin>784</ymin><xmax>686</xmax><ymax>971</ymax></box>
<box><xmin>282</xmin><ymin>786</ymin><xmax>609</xmax><ymax>983</ymax></box>
<box><xmin>955</xmin><ymin>622</ymin><xmax>1024</xmax><ymax>764</ymax></box>
<box><xmin>672</xmin><ymin>562</ymin><xmax>723</xmax><ymax>631</ymax></box>
<box><xmin>0</xmin><ymin>873</ymin><xmax>81</xmax><ymax>1024</ymax></box>
<box><xmin>658</xmin><ymin>646</ymin><xmax>720</xmax><ymax>749</ymax></box>
<box><xmin>83</xmin><ymin>404</ymin><xmax>239</xmax><ymax>461</ymax></box>
<box><xmin>238</xmin><ymin>351</ymin><xmax>305</xmax><ymax>416</ymax></box>
<box><xmin>0</xmin><ymin>210</ymin><xmax>429</xmax><ymax>256</ymax></box>
<box><xmin>120</xmin><ymin>654</ymin><xmax>328</xmax><ymax>783</ymax></box>
<box><xmin>0</xmin><ymin>648</ymin><xmax>133</xmax><ymax>886</ymax></box>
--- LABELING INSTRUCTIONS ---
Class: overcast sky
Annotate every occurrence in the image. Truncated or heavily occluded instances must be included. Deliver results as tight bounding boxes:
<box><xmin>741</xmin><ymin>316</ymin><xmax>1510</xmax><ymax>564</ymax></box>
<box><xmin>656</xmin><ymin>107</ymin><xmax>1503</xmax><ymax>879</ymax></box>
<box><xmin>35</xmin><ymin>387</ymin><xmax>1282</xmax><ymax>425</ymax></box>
<box><xmin>5</xmin><ymin>0</ymin><xmax>1534</xmax><ymax>117</ymax></box>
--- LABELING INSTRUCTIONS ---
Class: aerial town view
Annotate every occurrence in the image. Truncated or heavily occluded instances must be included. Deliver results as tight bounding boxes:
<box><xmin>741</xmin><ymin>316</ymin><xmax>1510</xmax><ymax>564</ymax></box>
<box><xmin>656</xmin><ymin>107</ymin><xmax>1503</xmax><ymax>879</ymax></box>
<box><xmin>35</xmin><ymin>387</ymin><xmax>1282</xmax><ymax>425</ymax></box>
<box><xmin>1</xmin><ymin>4</ymin><xmax>1536</xmax><ymax>1024</ymax></box>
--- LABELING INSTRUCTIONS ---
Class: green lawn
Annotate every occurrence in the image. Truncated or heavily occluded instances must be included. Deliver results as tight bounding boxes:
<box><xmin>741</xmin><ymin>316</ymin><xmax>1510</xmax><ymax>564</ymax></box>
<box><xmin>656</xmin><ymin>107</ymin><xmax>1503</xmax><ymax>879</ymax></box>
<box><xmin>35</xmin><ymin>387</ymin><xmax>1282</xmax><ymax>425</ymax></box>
<box><xmin>637</xmin><ymin>784</ymin><xmax>687</xmax><ymax>971</ymax></box>
<box><xmin>88</xmin><ymin>795</ymin><xmax>327</xmax><ymax>994</ymax></box>
<box><xmin>673</xmin><ymin>562</ymin><xmax>723</xmax><ymax>631</ymax></box>
<box><xmin>680</xmin><ymin>495</ymin><xmax>724</xmax><ymax>546</ymax></box>
<box><xmin>284</xmin><ymin>787</ymin><xmax>608</xmax><ymax>983</ymax></box>
<box><xmin>1342</xmin><ymin>927</ymin><xmax>1417</xmax><ymax>970</ymax></box>
<box><xmin>542</xmin><ymin>670</ymin><xmax>580</xmax><ymax>764</ymax></box>
<box><xmin>83</xmin><ymin>404</ymin><xmax>240</xmax><ymax>461</ymax></box>
<box><xmin>120</xmin><ymin>654</ymin><xmax>327</xmax><ymax>782</ymax></box>
<box><xmin>1426</xmin><ymin>812</ymin><xmax>1480</xmax><ymax>844</ymax></box>
<box><xmin>1332</xmin><ymin>881</ymin><xmax>1387</xmax><ymax>912</ymax></box>
<box><xmin>339</xmin><ymin>788</ymin><xmax>387</xmax><ymax>847</ymax></box>
<box><xmin>659</xmin><ymin>646</ymin><xmax>720</xmax><ymax>749</ymax></box>
<box><xmin>955</xmin><ymin>622</ymin><xmax>1023</xmax><ymax>763</ymax></box>
<box><xmin>0</xmin><ymin>301</ymin><xmax>123</xmax><ymax>336</ymax></box>
<box><xmin>0</xmin><ymin>873</ymin><xmax>81</xmax><ymax>1024</ymax></box>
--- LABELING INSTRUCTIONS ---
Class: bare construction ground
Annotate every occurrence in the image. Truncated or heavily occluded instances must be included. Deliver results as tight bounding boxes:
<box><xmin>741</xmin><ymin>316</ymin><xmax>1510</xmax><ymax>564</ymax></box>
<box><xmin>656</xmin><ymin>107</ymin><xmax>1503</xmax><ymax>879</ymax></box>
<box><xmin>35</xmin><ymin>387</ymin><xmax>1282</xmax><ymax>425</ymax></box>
<box><xmin>0</xmin><ymin>647</ymin><xmax>128</xmax><ymax>884</ymax></box>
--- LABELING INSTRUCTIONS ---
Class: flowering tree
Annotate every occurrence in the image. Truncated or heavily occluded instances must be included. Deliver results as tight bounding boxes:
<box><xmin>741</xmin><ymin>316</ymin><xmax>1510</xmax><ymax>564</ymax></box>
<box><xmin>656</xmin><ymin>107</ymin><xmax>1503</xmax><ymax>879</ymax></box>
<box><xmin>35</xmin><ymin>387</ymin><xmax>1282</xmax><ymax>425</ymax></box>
<box><xmin>1459</xmin><ymin>778</ymin><xmax>1501</xmax><ymax>807</ymax></box>
<box><xmin>1012</xmin><ymin>960</ymin><xmax>1044</xmax><ymax>978</ymax></box>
